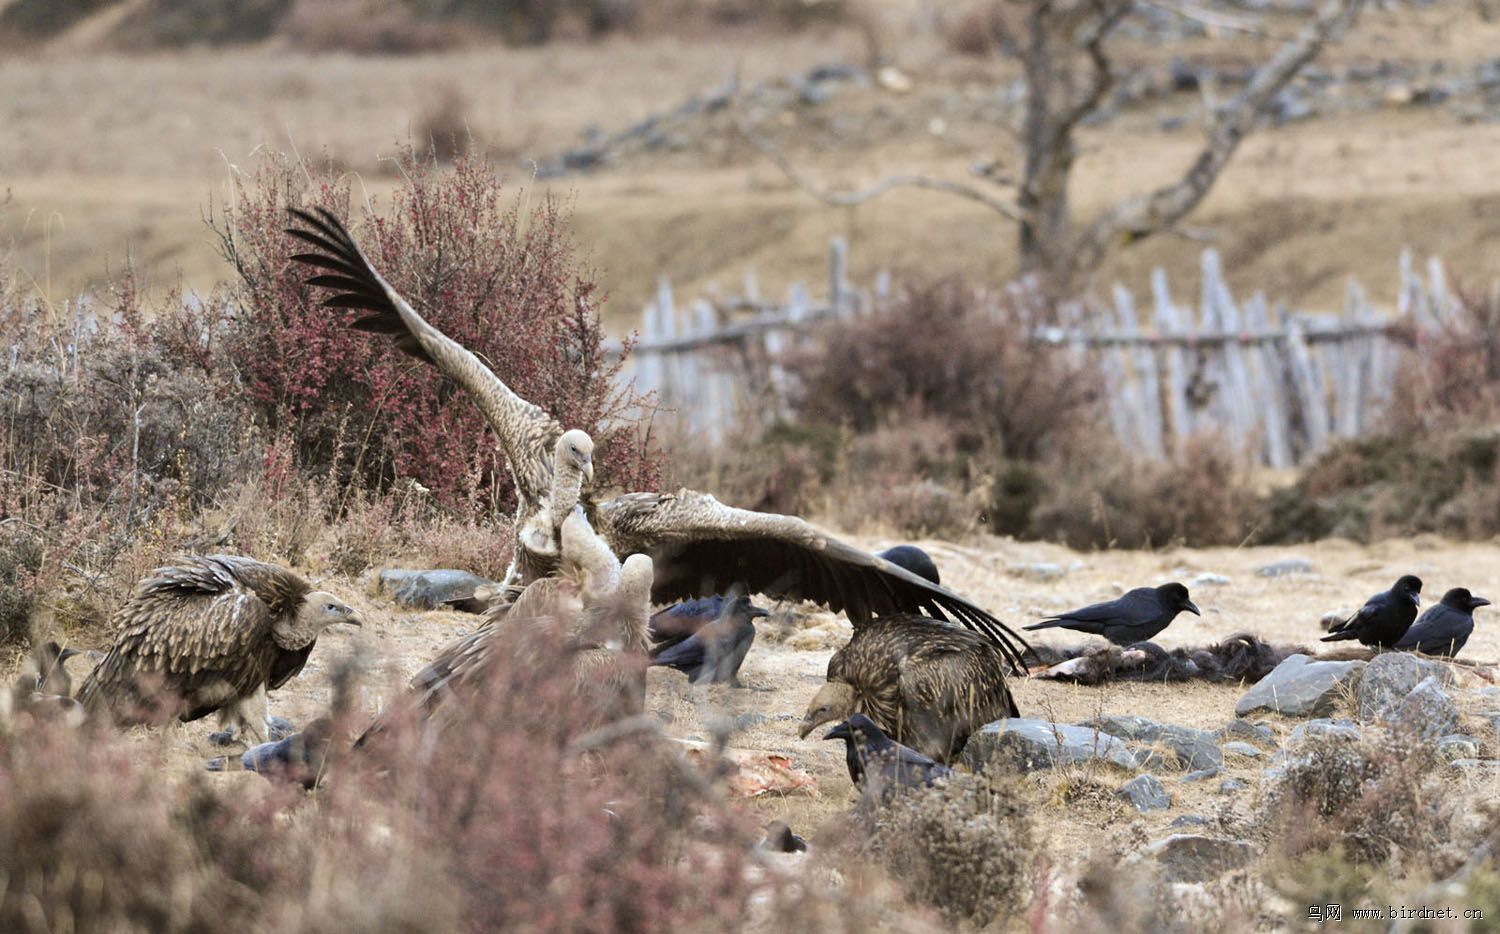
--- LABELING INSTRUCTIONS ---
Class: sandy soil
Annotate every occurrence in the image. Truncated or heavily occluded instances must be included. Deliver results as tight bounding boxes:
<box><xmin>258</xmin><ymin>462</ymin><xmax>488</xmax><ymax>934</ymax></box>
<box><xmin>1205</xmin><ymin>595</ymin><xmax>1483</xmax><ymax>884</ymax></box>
<box><xmin>43</xmin><ymin>532</ymin><xmax>1500</xmax><ymax>861</ymax></box>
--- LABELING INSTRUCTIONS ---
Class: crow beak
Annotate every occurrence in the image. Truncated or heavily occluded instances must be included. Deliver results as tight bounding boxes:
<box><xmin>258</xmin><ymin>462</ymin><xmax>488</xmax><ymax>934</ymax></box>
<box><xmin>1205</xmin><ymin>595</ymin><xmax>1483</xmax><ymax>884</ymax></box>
<box><xmin>749</xmin><ymin>606</ymin><xmax>771</xmax><ymax>620</ymax></box>
<box><xmin>58</xmin><ymin>646</ymin><xmax>83</xmax><ymax>662</ymax></box>
<box><xmin>1474</xmin><ymin>597</ymin><xmax>1492</xmax><ymax>609</ymax></box>
<box><xmin>1184</xmin><ymin>600</ymin><xmax>1201</xmax><ymax>616</ymax></box>
<box><xmin>823</xmin><ymin>722</ymin><xmax>851</xmax><ymax>741</ymax></box>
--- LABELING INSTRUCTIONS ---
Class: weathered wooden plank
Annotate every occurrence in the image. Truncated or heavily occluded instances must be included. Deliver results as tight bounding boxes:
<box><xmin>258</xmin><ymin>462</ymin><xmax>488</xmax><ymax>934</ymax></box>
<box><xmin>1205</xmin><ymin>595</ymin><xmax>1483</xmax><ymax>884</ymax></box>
<box><xmin>1244</xmin><ymin>292</ymin><xmax>1294</xmax><ymax>469</ymax></box>
<box><xmin>1283</xmin><ymin>309</ymin><xmax>1330</xmax><ymax>459</ymax></box>
<box><xmin>1114</xmin><ymin>284</ymin><xmax>1165</xmax><ymax>459</ymax></box>
<box><xmin>1152</xmin><ymin>268</ymin><xmax>1194</xmax><ymax>454</ymax></box>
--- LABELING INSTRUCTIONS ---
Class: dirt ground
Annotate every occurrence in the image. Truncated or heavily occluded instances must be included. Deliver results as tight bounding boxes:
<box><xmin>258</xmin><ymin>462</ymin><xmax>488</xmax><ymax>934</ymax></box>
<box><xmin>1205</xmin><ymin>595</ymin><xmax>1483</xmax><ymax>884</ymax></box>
<box><xmin>47</xmin><ymin>531</ymin><xmax>1499</xmax><ymax>866</ymax></box>
<box><xmin>5</xmin><ymin>4</ymin><xmax>1500</xmax><ymax>321</ymax></box>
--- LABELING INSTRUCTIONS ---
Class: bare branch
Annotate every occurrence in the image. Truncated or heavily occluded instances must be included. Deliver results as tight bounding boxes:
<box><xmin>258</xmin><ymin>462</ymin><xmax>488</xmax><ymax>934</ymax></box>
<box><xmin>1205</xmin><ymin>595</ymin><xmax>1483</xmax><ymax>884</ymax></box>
<box><xmin>735</xmin><ymin>113</ymin><xmax>1025</xmax><ymax>223</ymax></box>
<box><xmin>1056</xmin><ymin>0</ymin><xmax>1132</xmax><ymax>138</ymax></box>
<box><xmin>1071</xmin><ymin>0</ymin><xmax>1363</xmax><ymax>278</ymax></box>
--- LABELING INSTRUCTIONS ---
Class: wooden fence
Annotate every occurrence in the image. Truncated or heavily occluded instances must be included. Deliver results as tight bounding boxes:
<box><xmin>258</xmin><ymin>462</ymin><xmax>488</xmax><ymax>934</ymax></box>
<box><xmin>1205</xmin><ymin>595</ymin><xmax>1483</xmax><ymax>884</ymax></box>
<box><xmin>615</xmin><ymin>242</ymin><xmax>1460</xmax><ymax>465</ymax></box>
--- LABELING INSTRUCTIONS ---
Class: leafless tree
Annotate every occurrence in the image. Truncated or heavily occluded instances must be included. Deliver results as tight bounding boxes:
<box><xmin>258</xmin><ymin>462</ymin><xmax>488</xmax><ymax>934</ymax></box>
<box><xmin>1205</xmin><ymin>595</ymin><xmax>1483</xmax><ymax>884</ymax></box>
<box><xmin>741</xmin><ymin>0</ymin><xmax>1365</xmax><ymax>296</ymax></box>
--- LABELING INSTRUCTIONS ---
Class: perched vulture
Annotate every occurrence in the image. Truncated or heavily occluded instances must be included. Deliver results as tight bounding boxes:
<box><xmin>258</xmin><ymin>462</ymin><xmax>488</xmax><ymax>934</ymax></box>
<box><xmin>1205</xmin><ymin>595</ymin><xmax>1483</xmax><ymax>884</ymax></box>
<box><xmin>284</xmin><ymin>208</ymin><xmax>1031</xmax><ymax>674</ymax></box>
<box><xmin>75</xmin><ymin>556</ymin><xmax>362</xmax><ymax>738</ymax></box>
<box><xmin>799</xmin><ymin>613</ymin><xmax>1020</xmax><ymax>763</ymax></box>
<box><xmin>824</xmin><ymin>713</ymin><xmax>953</xmax><ymax>800</ymax></box>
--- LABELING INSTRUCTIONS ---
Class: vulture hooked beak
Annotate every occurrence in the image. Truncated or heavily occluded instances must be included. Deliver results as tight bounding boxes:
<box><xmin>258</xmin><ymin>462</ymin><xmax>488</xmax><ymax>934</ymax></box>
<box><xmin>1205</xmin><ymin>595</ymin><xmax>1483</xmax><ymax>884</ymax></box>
<box><xmin>797</xmin><ymin>717</ymin><xmax>818</xmax><ymax>740</ymax></box>
<box><xmin>581</xmin><ymin>456</ymin><xmax>595</xmax><ymax>487</ymax></box>
<box><xmin>1183</xmin><ymin>600</ymin><xmax>1201</xmax><ymax>616</ymax></box>
<box><xmin>343</xmin><ymin>607</ymin><xmax>365</xmax><ymax>628</ymax></box>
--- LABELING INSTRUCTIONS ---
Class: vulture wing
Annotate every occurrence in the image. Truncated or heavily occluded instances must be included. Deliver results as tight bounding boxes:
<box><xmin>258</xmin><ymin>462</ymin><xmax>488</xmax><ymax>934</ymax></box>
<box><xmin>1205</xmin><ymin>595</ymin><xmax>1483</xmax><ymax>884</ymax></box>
<box><xmin>284</xmin><ymin>207</ymin><xmax>562</xmax><ymax>509</ymax></box>
<box><xmin>597</xmin><ymin>490</ymin><xmax>1031</xmax><ymax>673</ymax></box>
<box><xmin>77</xmin><ymin>557</ymin><xmax>278</xmax><ymax>714</ymax></box>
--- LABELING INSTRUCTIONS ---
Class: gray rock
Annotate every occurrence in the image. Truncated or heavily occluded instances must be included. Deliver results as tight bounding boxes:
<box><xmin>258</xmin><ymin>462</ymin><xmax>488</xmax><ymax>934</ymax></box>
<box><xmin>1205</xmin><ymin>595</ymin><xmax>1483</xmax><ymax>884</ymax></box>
<box><xmin>1006</xmin><ymin>562</ymin><xmax>1067</xmax><ymax>581</ymax></box>
<box><xmin>1235</xmin><ymin>654</ymin><xmax>1366</xmax><ymax>718</ymax></box>
<box><xmin>1168</xmin><ymin>814</ymin><xmax>1209</xmax><ymax>830</ymax></box>
<box><xmin>1217</xmin><ymin>718</ymin><xmax>1278</xmax><ymax>747</ymax></box>
<box><xmin>1256</xmin><ymin>557</ymin><xmax>1314</xmax><ymax>578</ymax></box>
<box><xmin>1389</xmin><ymin>675</ymin><xmax>1458</xmax><ymax>739</ymax></box>
<box><xmin>380</xmin><ymin>568</ymin><xmax>496</xmax><ymax>611</ymax></box>
<box><xmin>1192</xmin><ymin>573</ymin><xmax>1231</xmax><ymax>588</ymax></box>
<box><xmin>1181</xmin><ymin>768</ymin><xmax>1221</xmax><ymax>782</ymax></box>
<box><xmin>1119</xmin><ymin>774</ymin><xmax>1172</xmax><ymax>813</ymax></box>
<box><xmin>1436</xmin><ymin>734</ymin><xmax>1481</xmax><ymax>762</ymax></box>
<box><xmin>1449</xmin><ymin>759</ymin><xmax>1500</xmax><ymax>775</ymax></box>
<box><xmin>962</xmin><ymin>718</ymin><xmax>1140</xmax><ymax>773</ymax></box>
<box><xmin>1086</xmin><ymin>715</ymin><xmax>1223</xmax><ymax>772</ymax></box>
<box><xmin>1218</xmin><ymin>778</ymin><xmax>1248</xmax><ymax>794</ymax></box>
<box><xmin>1221</xmin><ymin>741</ymin><xmax>1262</xmax><ymax>760</ymax></box>
<box><xmin>1356</xmin><ymin>652</ymin><xmax>1454</xmax><ymax>721</ymax></box>
<box><xmin>1146</xmin><ymin>835</ymin><xmax>1257</xmax><ymax>883</ymax></box>
<box><xmin>1288</xmin><ymin>718</ymin><xmax>1362</xmax><ymax>744</ymax></box>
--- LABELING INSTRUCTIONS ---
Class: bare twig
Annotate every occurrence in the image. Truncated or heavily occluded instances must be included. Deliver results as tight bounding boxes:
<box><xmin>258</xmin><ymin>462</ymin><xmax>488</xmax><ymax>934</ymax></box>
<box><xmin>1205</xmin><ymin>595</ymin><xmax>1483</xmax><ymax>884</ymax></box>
<box><xmin>1071</xmin><ymin>0</ymin><xmax>1363</xmax><ymax>277</ymax></box>
<box><xmin>735</xmin><ymin>114</ymin><xmax>1025</xmax><ymax>223</ymax></box>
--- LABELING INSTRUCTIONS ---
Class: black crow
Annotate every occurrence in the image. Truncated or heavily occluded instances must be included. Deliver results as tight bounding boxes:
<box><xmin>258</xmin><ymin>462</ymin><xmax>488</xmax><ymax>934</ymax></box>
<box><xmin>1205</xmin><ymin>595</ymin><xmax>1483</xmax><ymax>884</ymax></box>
<box><xmin>877</xmin><ymin>545</ymin><xmax>941</xmax><ymax>586</ymax></box>
<box><xmin>649</xmin><ymin>595</ymin><xmax>769</xmax><ymax>685</ymax></box>
<box><xmin>207</xmin><ymin>717</ymin><xmax>333</xmax><ymax>789</ymax></box>
<box><xmin>1023</xmin><ymin>583</ymin><xmax>1201</xmax><ymax>646</ymax></box>
<box><xmin>757</xmin><ymin>820</ymin><xmax>809</xmax><ymax>853</ymax></box>
<box><xmin>824</xmin><ymin>713</ymin><xmax>953</xmax><ymax>799</ymax></box>
<box><xmin>648</xmin><ymin>596</ymin><xmax>730</xmax><ymax>650</ymax></box>
<box><xmin>1394</xmin><ymin>587</ymin><xmax>1488</xmax><ymax>657</ymax></box>
<box><xmin>1321</xmin><ymin>575</ymin><xmax>1422</xmax><ymax>648</ymax></box>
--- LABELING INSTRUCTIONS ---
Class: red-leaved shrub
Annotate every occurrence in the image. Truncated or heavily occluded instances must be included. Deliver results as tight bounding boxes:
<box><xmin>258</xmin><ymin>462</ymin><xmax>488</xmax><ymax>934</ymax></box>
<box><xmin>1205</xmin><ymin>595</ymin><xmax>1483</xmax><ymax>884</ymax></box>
<box><xmin>214</xmin><ymin>149</ymin><xmax>663</xmax><ymax>514</ymax></box>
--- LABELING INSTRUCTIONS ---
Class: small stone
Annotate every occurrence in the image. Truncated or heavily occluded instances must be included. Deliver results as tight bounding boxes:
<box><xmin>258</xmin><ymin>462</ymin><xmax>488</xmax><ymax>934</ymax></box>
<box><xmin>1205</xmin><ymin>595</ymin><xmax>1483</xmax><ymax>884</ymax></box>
<box><xmin>1086</xmin><ymin>715</ymin><xmax>1222</xmax><ymax>772</ymax></box>
<box><xmin>876</xmin><ymin>65</ymin><xmax>913</xmax><ymax>93</ymax></box>
<box><xmin>734</xmin><ymin>713</ymin><xmax>770</xmax><ymax>730</ymax></box>
<box><xmin>1192</xmin><ymin>572</ymin><xmax>1231</xmax><ymax>588</ymax></box>
<box><xmin>1389</xmin><ymin>675</ymin><xmax>1458</xmax><ymax>739</ymax></box>
<box><xmin>1256</xmin><ymin>557</ymin><xmax>1314</xmax><ymax>578</ymax></box>
<box><xmin>1221</xmin><ymin>742</ymin><xmax>1262</xmax><ymax>760</ymax></box>
<box><xmin>962</xmin><ymin>718</ymin><xmax>1140</xmax><ymax>774</ymax></box>
<box><xmin>1235</xmin><ymin>654</ymin><xmax>1366</xmax><ymax>718</ymax></box>
<box><xmin>1006</xmin><ymin>562</ymin><xmax>1067</xmax><ymax>581</ymax></box>
<box><xmin>1450</xmin><ymin>758</ymin><xmax>1500</xmax><ymax>775</ymax></box>
<box><xmin>1357</xmin><ymin>652</ymin><xmax>1454</xmax><ymax>721</ymax></box>
<box><xmin>1436</xmin><ymin>734</ymin><xmax>1481</xmax><ymax>762</ymax></box>
<box><xmin>1146</xmin><ymin>835</ymin><xmax>1257</xmax><ymax>883</ymax></box>
<box><xmin>380</xmin><ymin>568</ymin><xmax>497</xmax><ymax>611</ymax></box>
<box><xmin>1168</xmin><ymin>815</ymin><xmax>1209</xmax><ymax>830</ymax></box>
<box><xmin>1119</xmin><ymin>774</ymin><xmax>1172</xmax><ymax>813</ymax></box>
<box><xmin>1218</xmin><ymin>778</ymin><xmax>1247</xmax><ymax>794</ymax></box>
<box><xmin>1181</xmin><ymin>768</ymin><xmax>1221</xmax><ymax>783</ymax></box>
<box><xmin>1217</xmin><ymin>719</ymin><xmax>1278</xmax><ymax>748</ymax></box>
<box><xmin>1288</xmin><ymin>718</ymin><xmax>1361</xmax><ymax>745</ymax></box>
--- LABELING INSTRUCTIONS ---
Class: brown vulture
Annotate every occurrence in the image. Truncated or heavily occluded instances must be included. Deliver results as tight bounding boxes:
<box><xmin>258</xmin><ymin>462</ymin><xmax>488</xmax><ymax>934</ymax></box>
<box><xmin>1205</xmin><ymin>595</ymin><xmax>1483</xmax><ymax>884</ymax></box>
<box><xmin>76</xmin><ymin>555</ymin><xmax>361</xmax><ymax>738</ymax></box>
<box><xmin>798</xmin><ymin>614</ymin><xmax>1020</xmax><ymax>764</ymax></box>
<box><xmin>283</xmin><ymin>207</ymin><xmax>1031</xmax><ymax>674</ymax></box>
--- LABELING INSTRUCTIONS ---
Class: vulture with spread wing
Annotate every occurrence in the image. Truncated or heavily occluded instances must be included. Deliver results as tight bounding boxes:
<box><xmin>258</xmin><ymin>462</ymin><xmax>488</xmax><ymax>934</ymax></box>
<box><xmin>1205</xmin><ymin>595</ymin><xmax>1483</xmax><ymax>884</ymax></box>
<box><xmin>76</xmin><ymin>555</ymin><xmax>361</xmax><ymax>737</ymax></box>
<box><xmin>284</xmin><ymin>207</ymin><xmax>1031</xmax><ymax>673</ymax></box>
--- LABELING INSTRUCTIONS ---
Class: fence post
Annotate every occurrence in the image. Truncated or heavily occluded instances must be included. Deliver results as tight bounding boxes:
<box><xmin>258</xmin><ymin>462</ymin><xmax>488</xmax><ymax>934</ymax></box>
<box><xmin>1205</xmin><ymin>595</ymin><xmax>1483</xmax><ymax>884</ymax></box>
<box><xmin>1152</xmin><ymin>268</ymin><xmax>1192</xmax><ymax>455</ymax></box>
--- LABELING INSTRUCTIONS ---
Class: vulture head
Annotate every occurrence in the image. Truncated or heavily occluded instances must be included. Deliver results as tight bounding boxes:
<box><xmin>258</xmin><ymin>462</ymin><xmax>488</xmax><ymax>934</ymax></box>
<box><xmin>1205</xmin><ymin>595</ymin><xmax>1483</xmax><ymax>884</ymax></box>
<box><xmin>275</xmin><ymin>593</ymin><xmax>363</xmax><ymax>649</ymax></box>
<box><xmin>557</xmin><ymin>429</ymin><xmax>595</xmax><ymax>488</ymax></box>
<box><xmin>797</xmin><ymin>681</ymin><xmax>856</xmax><ymax>739</ymax></box>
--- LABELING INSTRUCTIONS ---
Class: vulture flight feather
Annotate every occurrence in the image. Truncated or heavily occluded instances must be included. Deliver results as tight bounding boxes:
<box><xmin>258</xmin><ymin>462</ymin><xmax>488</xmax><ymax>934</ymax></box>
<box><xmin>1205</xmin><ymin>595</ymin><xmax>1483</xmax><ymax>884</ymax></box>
<box><xmin>284</xmin><ymin>207</ymin><xmax>1031</xmax><ymax>673</ymax></box>
<box><xmin>799</xmin><ymin>614</ymin><xmax>1020</xmax><ymax>764</ymax></box>
<box><xmin>76</xmin><ymin>555</ymin><xmax>361</xmax><ymax>737</ymax></box>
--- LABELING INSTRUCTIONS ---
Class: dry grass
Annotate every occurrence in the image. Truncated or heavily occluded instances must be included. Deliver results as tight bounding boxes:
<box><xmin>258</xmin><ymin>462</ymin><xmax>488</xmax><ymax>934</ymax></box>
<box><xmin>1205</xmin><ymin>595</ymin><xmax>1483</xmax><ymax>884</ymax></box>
<box><xmin>6</xmin><ymin>6</ymin><xmax>1500</xmax><ymax>316</ymax></box>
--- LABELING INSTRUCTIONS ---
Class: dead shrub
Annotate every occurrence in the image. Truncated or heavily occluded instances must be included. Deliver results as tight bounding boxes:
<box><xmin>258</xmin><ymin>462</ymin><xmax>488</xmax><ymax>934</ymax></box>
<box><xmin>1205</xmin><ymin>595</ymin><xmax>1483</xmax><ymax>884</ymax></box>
<box><xmin>1031</xmin><ymin>434</ymin><xmax>1263</xmax><ymax>548</ymax></box>
<box><xmin>789</xmin><ymin>279</ymin><xmax>1100</xmax><ymax>463</ymax></box>
<box><xmin>281</xmin><ymin>0</ymin><xmax>469</xmax><ymax>53</ymax></box>
<box><xmin>1262</xmin><ymin>732</ymin><xmax>1463</xmax><ymax>869</ymax></box>
<box><xmin>865</xmin><ymin>777</ymin><xmax>1036</xmax><ymax>926</ymax></box>
<box><xmin>416</xmin><ymin>84</ymin><xmax>474</xmax><ymax>162</ymax></box>
<box><xmin>213</xmin><ymin>148</ymin><xmax>663</xmax><ymax>515</ymax></box>
<box><xmin>944</xmin><ymin>0</ymin><xmax>1019</xmax><ymax>57</ymax></box>
<box><xmin>1387</xmin><ymin>285</ymin><xmax>1500</xmax><ymax>436</ymax></box>
<box><xmin>110</xmin><ymin>0</ymin><xmax>292</xmax><ymax>48</ymax></box>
